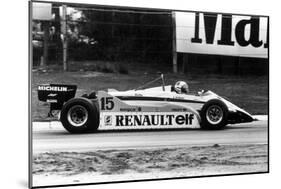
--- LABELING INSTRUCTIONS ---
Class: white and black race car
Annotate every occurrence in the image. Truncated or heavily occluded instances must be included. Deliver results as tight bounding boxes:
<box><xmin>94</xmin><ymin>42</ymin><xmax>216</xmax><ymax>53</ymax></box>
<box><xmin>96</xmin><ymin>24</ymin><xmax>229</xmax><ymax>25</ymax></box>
<box><xmin>38</xmin><ymin>75</ymin><xmax>253</xmax><ymax>133</ymax></box>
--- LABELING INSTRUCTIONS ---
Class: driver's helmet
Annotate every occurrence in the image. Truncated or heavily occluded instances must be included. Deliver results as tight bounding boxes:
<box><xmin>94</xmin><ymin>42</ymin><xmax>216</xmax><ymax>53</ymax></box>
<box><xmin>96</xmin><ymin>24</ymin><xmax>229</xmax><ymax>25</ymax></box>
<box><xmin>174</xmin><ymin>81</ymin><xmax>189</xmax><ymax>94</ymax></box>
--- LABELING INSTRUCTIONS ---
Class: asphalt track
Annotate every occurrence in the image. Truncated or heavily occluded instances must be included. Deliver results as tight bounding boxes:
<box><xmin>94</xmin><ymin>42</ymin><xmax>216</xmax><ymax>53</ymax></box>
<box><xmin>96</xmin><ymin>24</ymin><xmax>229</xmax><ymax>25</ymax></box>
<box><xmin>32</xmin><ymin>118</ymin><xmax>268</xmax><ymax>154</ymax></box>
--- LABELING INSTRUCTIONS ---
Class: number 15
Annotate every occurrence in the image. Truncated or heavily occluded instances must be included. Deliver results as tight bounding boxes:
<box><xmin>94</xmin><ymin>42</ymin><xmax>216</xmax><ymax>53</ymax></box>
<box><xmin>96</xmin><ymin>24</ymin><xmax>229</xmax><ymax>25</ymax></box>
<box><xmin>100</xmin><ymin>97</ymin><xmax>114</xmax><ymax>110</ymax></box>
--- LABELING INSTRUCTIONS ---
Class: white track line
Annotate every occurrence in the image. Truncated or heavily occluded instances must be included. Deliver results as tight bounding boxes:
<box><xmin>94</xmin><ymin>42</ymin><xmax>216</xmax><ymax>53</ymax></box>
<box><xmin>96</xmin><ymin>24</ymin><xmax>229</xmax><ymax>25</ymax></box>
<box><xmin>252</xmin><ymin>115</ymin><xmax>268</xmax><ymax>121</ymax></box>
<box><xmin>32</xmin><ymin>115</ymin><xmax>268</xmax><ymax>132</ymax></box>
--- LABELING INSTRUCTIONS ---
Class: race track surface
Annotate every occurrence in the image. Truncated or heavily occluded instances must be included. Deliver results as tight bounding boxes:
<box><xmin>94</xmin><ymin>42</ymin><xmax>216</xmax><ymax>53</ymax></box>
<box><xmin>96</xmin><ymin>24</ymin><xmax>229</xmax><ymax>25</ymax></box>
<box><xmin>32</xmin><ymin>120</ymin><xmax>268</xmax><ymax>154</ymax></box>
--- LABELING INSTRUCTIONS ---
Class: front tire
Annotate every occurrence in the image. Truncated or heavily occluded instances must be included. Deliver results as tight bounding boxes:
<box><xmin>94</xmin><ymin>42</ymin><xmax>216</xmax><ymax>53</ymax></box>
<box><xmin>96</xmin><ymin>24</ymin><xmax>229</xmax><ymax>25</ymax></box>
<box><xmin>200</xmin><ymin>99</ymin><xmax>228</xmax><ymax>130</ymax></box>
<box><xmin>60</xmin><ymin>97</ymin><xmax>100</xmax><ymax>133</ymax></box>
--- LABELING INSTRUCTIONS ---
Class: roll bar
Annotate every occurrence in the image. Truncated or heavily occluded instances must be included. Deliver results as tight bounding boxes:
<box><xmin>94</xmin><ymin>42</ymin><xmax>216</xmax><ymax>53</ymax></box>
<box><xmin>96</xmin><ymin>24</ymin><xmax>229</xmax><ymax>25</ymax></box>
<box><xmin>134</xmin><ymin>73</ymin><xmax>166</xmax><ymax>91</ymax></box>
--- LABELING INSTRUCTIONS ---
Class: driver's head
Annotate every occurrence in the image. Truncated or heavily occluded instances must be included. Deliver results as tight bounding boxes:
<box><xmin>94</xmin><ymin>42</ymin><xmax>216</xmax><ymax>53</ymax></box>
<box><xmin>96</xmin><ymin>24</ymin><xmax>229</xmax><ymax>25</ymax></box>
<box><xmin>174</xmin><ymin>81</ymin><xmax>189</xmax><ymax>94</ymax></box>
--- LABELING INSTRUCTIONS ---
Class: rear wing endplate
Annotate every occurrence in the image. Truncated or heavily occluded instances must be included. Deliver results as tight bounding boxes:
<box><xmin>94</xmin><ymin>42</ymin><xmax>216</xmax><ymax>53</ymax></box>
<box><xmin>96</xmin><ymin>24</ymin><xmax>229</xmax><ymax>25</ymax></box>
<box><xmin>38</xmin><ymin>84</ymin><xmax>77</xmax><ymax>111</ymax></box>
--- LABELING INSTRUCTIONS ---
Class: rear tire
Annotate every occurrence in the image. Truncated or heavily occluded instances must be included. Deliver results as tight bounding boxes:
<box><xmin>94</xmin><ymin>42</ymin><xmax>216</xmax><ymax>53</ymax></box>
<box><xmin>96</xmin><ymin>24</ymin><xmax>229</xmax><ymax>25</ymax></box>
<box><xmin>60</xmin><ymin>97</ymin><xmax>100</xmax><ymax>133</ymax></box>
<box><xmin>200</xmin><ymin>99</ymin><xmax>228</xmax><ymax>130</ymax></box>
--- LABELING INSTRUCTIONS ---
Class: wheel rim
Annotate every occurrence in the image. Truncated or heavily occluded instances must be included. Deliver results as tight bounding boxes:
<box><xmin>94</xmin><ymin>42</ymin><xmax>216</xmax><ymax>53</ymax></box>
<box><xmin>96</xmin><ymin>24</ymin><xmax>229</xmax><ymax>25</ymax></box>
<box><xmin>206</xmin><ymin>105</ymin><xmax>223</xmax><ymax>125</ymax></box>
<box><xmin>67</xmin><ymin>105</ymin><xmax>88</xmax><ymax>127</ymax></box>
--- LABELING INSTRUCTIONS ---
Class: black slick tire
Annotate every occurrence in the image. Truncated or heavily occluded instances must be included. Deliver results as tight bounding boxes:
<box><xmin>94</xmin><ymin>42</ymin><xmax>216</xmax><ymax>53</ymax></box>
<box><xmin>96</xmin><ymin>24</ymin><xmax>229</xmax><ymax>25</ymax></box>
<box><xmin>60</xmin><ymin>97</ymin><xmax>100</xmax><ymax>133</ymax></box>
<box><xmin>200</xmin><ymin>99</ymin><xmax>228</xmax><ymax>130</ymax></box>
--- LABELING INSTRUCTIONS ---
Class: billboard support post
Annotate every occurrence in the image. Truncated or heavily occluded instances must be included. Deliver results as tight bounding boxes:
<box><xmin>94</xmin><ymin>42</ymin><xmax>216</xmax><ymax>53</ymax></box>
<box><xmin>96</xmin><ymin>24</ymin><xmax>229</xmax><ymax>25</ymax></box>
<box><xmin>62</xmin><ymin>5</ymin><xmax>68</xmax><ymax>71</ymax></box>
<box><xmin>182</xmin><ymin>54</ymin><xmax>188</xmax><ymax>73</ymax></box>
<box><xmin>172</xmin><ymin>11</ymin><xmax>177</xmax><ymax>73</ymax></box>
<box><xmin>42</xmin><ymin>21</ymin><xmax>49</xmax><ymax>67</ymax></box>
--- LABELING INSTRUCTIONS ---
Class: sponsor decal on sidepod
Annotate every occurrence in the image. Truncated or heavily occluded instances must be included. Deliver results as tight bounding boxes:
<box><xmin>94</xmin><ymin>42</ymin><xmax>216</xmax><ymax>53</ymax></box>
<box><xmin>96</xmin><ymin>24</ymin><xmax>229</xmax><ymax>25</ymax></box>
<box><xmin>104</xmin><ymin>113</ymin><xmax>194</xmax><ymax>127</ymax></box>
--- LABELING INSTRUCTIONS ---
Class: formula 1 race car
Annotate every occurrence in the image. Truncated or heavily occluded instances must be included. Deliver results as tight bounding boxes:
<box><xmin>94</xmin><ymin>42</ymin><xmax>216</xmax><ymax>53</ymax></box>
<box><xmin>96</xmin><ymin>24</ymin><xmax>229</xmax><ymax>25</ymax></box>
<box><xmin>37</xmin><ymin>74</ymin><xmax>253</xmax><ymax>133</ymax></box>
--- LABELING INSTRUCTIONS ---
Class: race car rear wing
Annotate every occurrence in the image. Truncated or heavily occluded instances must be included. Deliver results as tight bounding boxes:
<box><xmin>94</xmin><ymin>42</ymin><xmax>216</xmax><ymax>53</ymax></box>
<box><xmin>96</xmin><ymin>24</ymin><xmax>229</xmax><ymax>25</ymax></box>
<box><xmin>38</xmin><ymin>84</ymin><xmax>77</xmax><ymax>113</ymax></box>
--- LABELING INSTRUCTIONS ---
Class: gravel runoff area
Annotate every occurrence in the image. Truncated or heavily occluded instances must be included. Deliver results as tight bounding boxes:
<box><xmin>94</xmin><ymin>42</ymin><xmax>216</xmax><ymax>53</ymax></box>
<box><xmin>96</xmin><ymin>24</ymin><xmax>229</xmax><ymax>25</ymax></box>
<box><xmin>33</xmin><ymin>144</ymin><xmax>268</xmax><ymax>186</ymax></box>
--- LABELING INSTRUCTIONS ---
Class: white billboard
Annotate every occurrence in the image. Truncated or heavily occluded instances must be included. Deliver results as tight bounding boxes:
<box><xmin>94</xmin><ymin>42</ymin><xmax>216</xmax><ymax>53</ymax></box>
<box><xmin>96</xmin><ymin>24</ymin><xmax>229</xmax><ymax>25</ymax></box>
<box><xmin>32</xmin><ymin>2</ymin><xmax>52</xmax><ymax>21</ymax></box>
<box><xmin>175</xmin><ymin>12</ymin><xmax>268</xmax><ymax>58</ymax></box>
